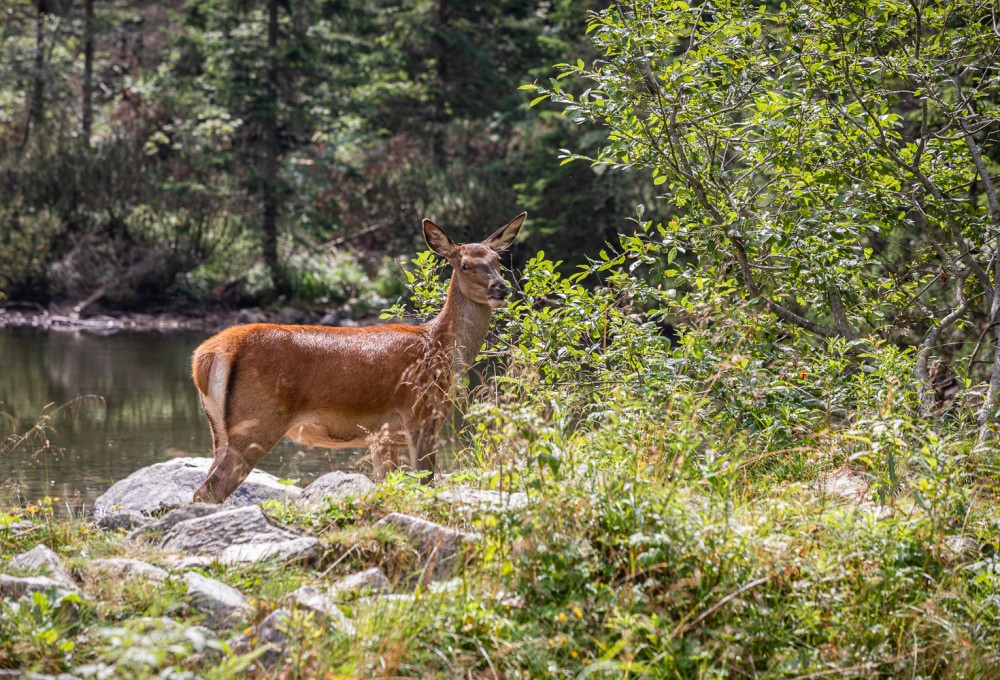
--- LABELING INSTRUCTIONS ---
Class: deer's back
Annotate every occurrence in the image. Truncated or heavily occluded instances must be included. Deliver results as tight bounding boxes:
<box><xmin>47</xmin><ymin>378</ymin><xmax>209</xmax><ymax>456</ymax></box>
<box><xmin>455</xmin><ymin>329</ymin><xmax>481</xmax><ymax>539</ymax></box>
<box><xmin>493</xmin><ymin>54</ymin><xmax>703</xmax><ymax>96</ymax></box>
<box><xmin>194</xmin><ymin>322</ymin><xmax>431</xmax><ymax>414</ymax></box>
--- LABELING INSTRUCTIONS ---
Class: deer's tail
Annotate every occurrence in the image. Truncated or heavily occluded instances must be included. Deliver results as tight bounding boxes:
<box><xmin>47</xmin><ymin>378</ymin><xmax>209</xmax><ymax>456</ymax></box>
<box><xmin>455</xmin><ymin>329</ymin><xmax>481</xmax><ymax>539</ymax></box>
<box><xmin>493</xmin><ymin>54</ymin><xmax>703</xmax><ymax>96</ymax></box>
<box><xmin>193</xmin><ymin>350</ymin><xmax>231</xmax><ymax>445</ymax></box>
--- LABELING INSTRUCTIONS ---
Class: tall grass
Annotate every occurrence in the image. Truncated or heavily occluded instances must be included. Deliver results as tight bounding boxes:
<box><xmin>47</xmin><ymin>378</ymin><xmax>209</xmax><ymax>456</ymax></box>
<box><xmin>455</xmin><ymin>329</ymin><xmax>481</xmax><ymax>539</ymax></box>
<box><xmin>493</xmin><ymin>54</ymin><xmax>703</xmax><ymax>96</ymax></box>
<box><xmin>2</xmin><ymin>249</ymin><xmax>999</xmax><ymax>677</ymax></box>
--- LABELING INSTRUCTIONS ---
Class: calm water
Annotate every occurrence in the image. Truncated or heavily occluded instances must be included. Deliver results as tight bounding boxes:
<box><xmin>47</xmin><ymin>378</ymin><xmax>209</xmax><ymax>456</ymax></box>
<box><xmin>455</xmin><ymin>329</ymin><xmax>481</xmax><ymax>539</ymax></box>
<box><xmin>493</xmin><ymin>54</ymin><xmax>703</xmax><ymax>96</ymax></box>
<box><xmin>0</xmin><ymin>328</ymin><xmax>363</xmax><ymax>510</ymax></box>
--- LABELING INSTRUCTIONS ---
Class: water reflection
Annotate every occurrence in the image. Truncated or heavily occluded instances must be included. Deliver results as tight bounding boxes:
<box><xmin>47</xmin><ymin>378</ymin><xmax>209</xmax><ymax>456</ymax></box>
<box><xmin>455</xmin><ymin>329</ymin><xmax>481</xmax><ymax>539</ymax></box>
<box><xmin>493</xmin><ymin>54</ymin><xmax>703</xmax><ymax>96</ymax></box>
<box><xmin>0</xmin><ymin>328</ymin><xmax>362</xmax><ymax>510</ymax></box>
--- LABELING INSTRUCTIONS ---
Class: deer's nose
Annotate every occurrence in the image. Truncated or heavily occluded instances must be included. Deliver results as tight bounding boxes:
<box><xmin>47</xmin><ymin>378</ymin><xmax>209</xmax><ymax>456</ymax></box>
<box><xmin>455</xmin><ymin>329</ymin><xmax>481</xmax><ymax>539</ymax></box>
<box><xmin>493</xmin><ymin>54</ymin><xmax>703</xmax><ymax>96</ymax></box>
<box><xmin>490</xmin><ymin>281</ymin><xmax>511</xmax><ymax>299</ymax></box>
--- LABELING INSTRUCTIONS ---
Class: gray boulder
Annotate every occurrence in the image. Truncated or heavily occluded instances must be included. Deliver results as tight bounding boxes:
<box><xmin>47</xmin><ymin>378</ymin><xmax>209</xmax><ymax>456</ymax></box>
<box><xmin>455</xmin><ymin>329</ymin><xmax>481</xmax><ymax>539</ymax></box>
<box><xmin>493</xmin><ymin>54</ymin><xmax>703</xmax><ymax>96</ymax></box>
<box><xmin>10</xmin><ymin>544</ymin><xmax>76</xmax><ymax>588</ymax></box>
<box><xmin>328</xmin><ymin>567</ymin><xmax>391</xmax><ymax>600</ymax></box>
<box><xmin>218</xmin><ymin>538</ymin><xmax>321</xmax><ymax>564</ymax></box>
<box><xmin>93</xmin><ymin>457</ymin><xmax>302</xmax><ymax>517</ymax></box>
<box><xmin>943</xmin><ymin>535</ymin><xmax>979</xmax><ymax>563</ymax></box>
<box><xmin>375</xmin><ymin>513</ymin><xmax>480</xmax><ymax>581</ymax></box>
<box><xmin>0</xmin><ymin>574</ymin><xmax>80</xmax><ymax>600</ymax></box>
<box><xmin>128</xmin><ymin>503</ymin><xmax>226</xmax><ymax>541</ymax></box>
<box><xmin>813</xmin><ymin>469</ymin><xmax>870</xmax><ymax>501</ymax></box>
<box><xmin>96</xmin><ymin>511</ymin><xmax>148</xmax><ymax>531</ymax></box>
<box><xmin>287</xmin><ymin>586</ymin><xmax>355</xmax><ymax>635</ymax></box>
<box><xmin>231</xmin><ymin>608</ymin><xmax>293</xmax><ymax>668</ymax></box>
<box><xmin>183</xmin><ymin>572</ymin><xmax>252</xmax><ymax>626</ymax></box>
<box><xmin>297</xmin><ymin>471</ymin><xmax>376</xmax><ymax>509</ymax></box>
<box><xmin>159</xmin><ymin>505</ymin><xmax>320</xmax><ymax>565</ymax></box>
<box><xmin>237</xmin><ymin>308</ymin><xmax>268</xmax><ymax>324</ymax></box>
<box><xmin>276</xmin><ymin>307</ymin><xmax>308</xmax><ymax>324</ymax></box>
<box><xmin>86</xmin><ymin>558</ymin><xmax>169</xmax><ymax>584</ymax></box>
<box><xmin>163</xmin><ymin>555</ymin><xmax>215</xmax><ymax>570</ymax></box>
<box><xmin>436</xmin><ymin>488</ymin><xmax>529</xmax><ymax>514</ymax></box>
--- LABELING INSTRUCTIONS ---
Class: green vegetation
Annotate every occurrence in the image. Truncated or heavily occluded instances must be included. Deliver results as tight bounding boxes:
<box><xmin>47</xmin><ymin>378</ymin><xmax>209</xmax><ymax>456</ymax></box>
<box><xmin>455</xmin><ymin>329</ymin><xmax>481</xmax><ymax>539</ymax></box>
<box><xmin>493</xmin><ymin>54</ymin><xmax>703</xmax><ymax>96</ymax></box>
<box><xmin>4</xmin><ymin>248</ymin><xmax>1000</xmax><ymax>676</ymax></box>
<box><xmin>0</xmin><ymin>0</ymin><xmax>644</xmax><ymax>311</ymax></box>
<box><xmin>4</xmin><ymin>0</ymin><xmax>1000</xmax><ymax>677</ymax></box>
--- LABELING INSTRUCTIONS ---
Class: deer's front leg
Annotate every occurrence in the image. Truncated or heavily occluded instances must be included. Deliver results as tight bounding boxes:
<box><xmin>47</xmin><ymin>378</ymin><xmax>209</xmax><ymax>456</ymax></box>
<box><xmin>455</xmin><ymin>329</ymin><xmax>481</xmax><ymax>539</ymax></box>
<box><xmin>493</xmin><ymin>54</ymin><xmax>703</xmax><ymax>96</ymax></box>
<box><xmin>403</xmin><ymin>415</ymin><xmax>444</xmax><ymax>485</ymax></box>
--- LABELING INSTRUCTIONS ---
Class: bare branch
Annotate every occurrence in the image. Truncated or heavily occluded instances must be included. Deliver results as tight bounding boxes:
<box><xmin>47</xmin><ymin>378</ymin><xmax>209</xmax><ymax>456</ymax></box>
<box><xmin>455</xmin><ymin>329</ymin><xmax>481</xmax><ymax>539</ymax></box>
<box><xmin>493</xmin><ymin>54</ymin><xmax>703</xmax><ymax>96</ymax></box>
<box><xmin>915</xmin><ymin>276</ymin><xmax>968</xmax><ymax>418</ymax></box>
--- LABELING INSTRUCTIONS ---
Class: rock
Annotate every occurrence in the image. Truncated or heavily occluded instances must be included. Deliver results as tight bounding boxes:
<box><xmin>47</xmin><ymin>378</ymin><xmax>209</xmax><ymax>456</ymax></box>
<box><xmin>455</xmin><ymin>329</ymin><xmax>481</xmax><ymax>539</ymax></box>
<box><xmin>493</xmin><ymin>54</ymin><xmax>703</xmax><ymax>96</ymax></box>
<box><xmin>93</xmin><ymin>458</ymin><xmax>302</xmax><ymax>517</ymax></box>
<box><xmin>96</xmin><ymin>511</ymin><xmax>148</xmax><ymax>531</ymax></box>
<box><xmin>86</xmin><ymin>558</ymin><xmax>169</xmax><ymax>584</ymax></box>
<box><xmin>436</xmin><ymin>488</ymin><xmax>529</xmax><ymax>513</ymax></box>
<box><xmin>358</xmin><ymin>593</ymin><xmax>416</xmax><ymax>608</ymax></box>
<box><xmin>317</xmin><ymin>311</ymin><xmax>341</xmax><ymax>326</ymax></box>
<box><xmin>375</xmin><ymin>513</ymin><xmax>480</xmax><ymax>581</ymax></box>
<box><xmin>128</xmin><ymin>503</ymin><xmax>226</xmax><ymax>540</ymax></box>
<box><xmin>328</xmin><ymin>567</ymin><xmax>391</xmax><ymax>600</ymax></box>
<box><xmin>231</xmin><ymin>608</ymin><xmax>293</xmax><ymax>668</ymax></box>
<box><xmin>218</xmin><ymin>538</ymin><xmax>321</xmax><ymax>564</ymax></box>
<box><xmin>10</xmin><ymin>544</ymin><xmax>76</xmax><ymax>588</ymax></box>
<box><xmin>814</xmin><ymin>469</ymin><xmax>869</xmax><ymax>502</ymax></box>
<box><xmin>164</xmin><ymin>555</ymin><xmax>216</xmax><ymax>570</ymax></box>
<box><xmin>276</xmin><ymin>307</ymin><xmax>308</xmax><ymax>324</ymax></box>
<box><xmin>87</xmin><ymin>617</ymin><xmax>221</xmax><ymax>668</ymax></box>
<box><xmin>287</xmin><ymin>586</ymin><xmax>355</xmax><ymax>635</ymax></box>
<box><xmin>297</xmin><ymin>471</ymin><xmax>376</xmax><ymax>509</ymax></box>
<box><xmin>183</xmin><ymin>572</ymin><xmax>252</xmax><ymax>626</ymax></box>
<box><xmin>0</xmin><ymin>574</ymin><xmax>80</xmax><ymax>600</ymax></box>
<box><xmin>159</xmin><ymin>505</ymin><xmax>320</xmax><ymax>565</ymax></box>
<box><xmin>427</xmin><ymin>577</ymin><xmax>464</xmax><ymax>594</ymax></box>
<box><xmin>236</xmin><ymin>308</ymin><xmax>268</xmax><ymax>324</ymax></box>
<box><xmin>944</xmin><ymin>535</ymin><xmax>979</xmax><ymax>562</ymax></box>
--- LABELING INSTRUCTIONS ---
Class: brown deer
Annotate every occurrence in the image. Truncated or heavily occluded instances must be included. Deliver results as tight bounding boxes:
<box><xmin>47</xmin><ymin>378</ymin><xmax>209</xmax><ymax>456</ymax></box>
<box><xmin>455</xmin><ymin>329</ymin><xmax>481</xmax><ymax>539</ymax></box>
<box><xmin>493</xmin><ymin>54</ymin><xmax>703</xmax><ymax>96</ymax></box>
<box><xmin>190</xmin><ymin>213</ymin><xmax>526</xmax><ymax>503</ymax></box>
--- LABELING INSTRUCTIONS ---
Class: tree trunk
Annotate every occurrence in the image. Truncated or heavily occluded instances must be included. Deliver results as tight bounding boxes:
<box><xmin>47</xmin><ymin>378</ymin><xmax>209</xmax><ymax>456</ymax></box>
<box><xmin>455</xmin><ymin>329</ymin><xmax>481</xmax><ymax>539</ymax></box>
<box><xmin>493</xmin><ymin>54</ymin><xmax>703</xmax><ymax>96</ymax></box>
<box><xmin>81</xmin><ymin>0</ymin><xmax>94</xmax><ymax>144</ymax></box>
<box><xmin>22</xmin><ymin>0</ymin><xmax>46</xmax><ymax>150</ymax></box>
<box><xmin>430</xmin><ymin>0</ymin><xmax>449</xmax><ymax>164</ymax></box>
<box><xmin>261</xmin><ymin>0</ymin><xmax>285</xmax><ymax>293</ymax></box>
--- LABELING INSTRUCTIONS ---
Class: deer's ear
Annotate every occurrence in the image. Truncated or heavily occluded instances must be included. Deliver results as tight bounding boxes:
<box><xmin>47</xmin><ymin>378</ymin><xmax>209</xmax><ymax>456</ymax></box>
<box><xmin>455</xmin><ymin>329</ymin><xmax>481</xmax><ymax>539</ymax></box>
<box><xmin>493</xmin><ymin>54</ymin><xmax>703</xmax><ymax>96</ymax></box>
<box><xmin>483</xmin><ymin>212</ymin><xmax>526</xmax><ymax>253</ymax></box>
<box><xmin>423</xmin><ymin>219</ymin><xmax>457</xmax><ymax>258</ymax></box>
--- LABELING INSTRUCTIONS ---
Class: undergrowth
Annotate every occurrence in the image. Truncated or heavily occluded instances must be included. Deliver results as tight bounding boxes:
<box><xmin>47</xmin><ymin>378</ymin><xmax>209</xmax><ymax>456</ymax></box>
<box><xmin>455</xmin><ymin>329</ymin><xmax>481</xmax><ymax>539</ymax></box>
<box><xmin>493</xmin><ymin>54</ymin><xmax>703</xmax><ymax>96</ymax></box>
<box><xmin>2</xmin><ymin>245</ymin><xmax>999</xmax><ymax>677</ymax></box>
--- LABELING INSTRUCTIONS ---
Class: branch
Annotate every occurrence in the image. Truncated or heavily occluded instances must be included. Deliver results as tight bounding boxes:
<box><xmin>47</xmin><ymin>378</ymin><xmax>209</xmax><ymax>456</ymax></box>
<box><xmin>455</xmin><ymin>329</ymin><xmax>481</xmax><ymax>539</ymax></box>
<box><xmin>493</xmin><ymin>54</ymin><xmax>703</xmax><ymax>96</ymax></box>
<box><xmin>915</xmin><ymin>275</ymin><xmax>968</xmax><ymax>418</ymax></box>
<box><xmin>730</xmin><ymin>236</ymin><xmax>840</xmax><ymax>339</ymax></box>
<box><xmin>828</xmin><ymin>287</ymin><xmax>857</xmax><ymax>340</ymax></box>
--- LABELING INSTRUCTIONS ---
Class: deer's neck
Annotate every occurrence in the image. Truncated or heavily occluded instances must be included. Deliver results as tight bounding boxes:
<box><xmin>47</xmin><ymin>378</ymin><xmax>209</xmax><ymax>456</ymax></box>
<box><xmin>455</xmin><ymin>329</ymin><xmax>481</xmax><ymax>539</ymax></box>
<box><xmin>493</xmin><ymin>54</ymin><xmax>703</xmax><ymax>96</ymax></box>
<box><xmin>429</xmin><ymin>274</ymin><xmax>493</xmax><ymax>372</ymax></box>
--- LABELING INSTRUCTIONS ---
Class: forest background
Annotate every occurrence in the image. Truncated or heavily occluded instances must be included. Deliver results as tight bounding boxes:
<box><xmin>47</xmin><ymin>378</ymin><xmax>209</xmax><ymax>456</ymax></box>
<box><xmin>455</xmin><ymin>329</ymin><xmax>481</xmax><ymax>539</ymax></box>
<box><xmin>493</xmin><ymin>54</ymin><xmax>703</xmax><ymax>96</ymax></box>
<box><xmin>0</xmin><ymin>0</ymin><xmax>641</xmax><ymax>316</ymax></box>
<box><xmin>3</xmin><ymin>0</ymin><xmax>1000</xmax><ymax>677</ymax></box>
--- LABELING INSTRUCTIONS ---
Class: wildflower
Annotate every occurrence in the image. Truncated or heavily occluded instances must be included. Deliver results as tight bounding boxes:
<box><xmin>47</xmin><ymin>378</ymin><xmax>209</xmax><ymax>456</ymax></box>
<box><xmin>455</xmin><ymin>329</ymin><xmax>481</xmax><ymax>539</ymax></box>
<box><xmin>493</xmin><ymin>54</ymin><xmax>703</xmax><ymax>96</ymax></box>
<box><xmin>26</xmin><ymin>505</ymin><xmax>38</xmax><ymax>515</ymax></box>
<box><xmin>570</xmin><ymin>650</ymin><xmax>578</xmax><ymax>659</ymax></box>
<box><xmin>556</xmin><ymin>612</ymin><xmax>567</xmax><ymax>623</ymax></box>
<box><xmin>572</xmin><ymin>606</ymin><xmax>583</xmax><ymax>619</ymax></box>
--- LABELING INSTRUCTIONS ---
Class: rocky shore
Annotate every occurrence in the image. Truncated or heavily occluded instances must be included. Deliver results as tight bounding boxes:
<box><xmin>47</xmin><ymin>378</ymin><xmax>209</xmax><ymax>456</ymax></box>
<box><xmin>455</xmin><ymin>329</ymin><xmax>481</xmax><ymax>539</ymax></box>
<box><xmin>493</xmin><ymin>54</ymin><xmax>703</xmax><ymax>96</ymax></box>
<box><xmin>0</xmin><ymin>303</ymin><xmax>392</xmax><ymax>334</ymax></box>
<box><xmin>1</xmin><ymin>458</ymin><xmax>527</xmax><ymax>678</ymax></box>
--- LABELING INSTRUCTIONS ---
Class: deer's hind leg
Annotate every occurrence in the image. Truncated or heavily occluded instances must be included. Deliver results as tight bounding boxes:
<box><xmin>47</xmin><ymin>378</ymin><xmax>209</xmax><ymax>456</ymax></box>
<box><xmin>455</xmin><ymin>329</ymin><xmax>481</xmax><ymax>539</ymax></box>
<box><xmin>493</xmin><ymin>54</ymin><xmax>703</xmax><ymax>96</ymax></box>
<box><xmin>192</xmin><ymin>417</ymin><xmax>286</xmax><ymax>503</ymax></box>
<box><xmin>198</xmin><ymin>395</ymin><xmax>226</xmax><ymax>479</ymax></box>
<box><xmin>367</xmin><ymin>424</ymin><xmax>408</xmax><ymax>482</ymax></box>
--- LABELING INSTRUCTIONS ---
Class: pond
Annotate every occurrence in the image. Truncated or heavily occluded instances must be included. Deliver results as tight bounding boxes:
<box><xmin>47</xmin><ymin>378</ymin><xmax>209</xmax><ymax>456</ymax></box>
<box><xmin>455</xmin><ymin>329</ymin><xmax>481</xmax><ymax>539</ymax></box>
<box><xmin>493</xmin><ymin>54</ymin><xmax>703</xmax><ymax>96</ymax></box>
<box><xmin>0</xmin><ymin>328</ymin><xmax>363</xmax><ymax>511</ymax></box>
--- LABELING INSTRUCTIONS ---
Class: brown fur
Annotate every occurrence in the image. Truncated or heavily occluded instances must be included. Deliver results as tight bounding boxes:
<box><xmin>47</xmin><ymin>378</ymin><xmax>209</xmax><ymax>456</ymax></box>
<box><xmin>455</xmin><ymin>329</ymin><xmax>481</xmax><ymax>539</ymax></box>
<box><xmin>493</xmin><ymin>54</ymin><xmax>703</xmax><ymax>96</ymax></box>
<box><xmin>191</xmin><ymin>213</ymin><xmax>526</xmax><ymax>503</ymax></box>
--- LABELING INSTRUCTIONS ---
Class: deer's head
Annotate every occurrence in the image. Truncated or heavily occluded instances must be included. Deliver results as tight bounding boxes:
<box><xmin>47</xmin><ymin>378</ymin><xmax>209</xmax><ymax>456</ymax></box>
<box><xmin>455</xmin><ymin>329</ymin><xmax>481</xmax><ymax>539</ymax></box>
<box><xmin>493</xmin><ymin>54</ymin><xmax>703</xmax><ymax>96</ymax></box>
<box><xmin>422</xmin><ymin>212</ymin><xmax>526</xmax><ymax>308</ymax></box>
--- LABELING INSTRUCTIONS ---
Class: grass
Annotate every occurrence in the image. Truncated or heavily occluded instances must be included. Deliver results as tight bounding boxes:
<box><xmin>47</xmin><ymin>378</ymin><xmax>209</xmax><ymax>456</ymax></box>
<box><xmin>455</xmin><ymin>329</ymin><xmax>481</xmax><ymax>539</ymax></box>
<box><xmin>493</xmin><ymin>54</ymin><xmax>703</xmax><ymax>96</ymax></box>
<box><xmin>2</xmin><ymin>256</ymin><xmax>999</xmax><ymax>676</ymax></box>
<box><xmin>2</xmin><ymin>407</ymin><xmax>998</xmax><ymax>678</ymax></box>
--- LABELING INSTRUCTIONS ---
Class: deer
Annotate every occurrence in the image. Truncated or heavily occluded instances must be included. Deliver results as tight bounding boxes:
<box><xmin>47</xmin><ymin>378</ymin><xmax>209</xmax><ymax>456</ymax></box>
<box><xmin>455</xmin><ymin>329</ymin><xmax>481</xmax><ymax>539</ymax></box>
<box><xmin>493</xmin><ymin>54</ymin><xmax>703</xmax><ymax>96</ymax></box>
<box><xmin>190</xmin><ymin>212</ymin><xmax>526</xmax><ymax>504</ymax></box>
